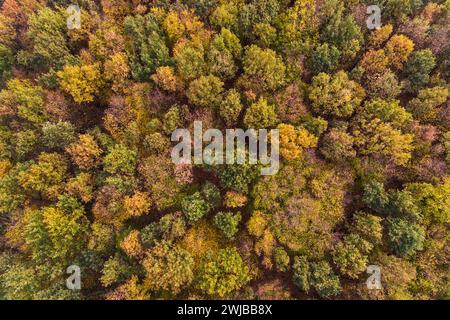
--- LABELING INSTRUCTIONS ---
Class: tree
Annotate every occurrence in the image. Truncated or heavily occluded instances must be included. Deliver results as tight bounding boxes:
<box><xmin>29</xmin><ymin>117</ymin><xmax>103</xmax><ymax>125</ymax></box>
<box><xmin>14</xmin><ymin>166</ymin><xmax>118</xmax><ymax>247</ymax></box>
<box><xmin>202</xmin><ymin>182</ymin><xmax>221</xmax><ymax>209</ymax></box>
<box><xmin>219</xmin><ymin>89</ymin><xmax>243</xmax><ymax>126</ymax></box>
<box><xmin>247</xmin><ymin>211</ymin><xmax>269</xmax><ymax>239</ymax></box>
<box><xmin>309</xmin><ymin>71</ymin><xmax>365</xmax><ymax>118</ymax></box>
<box><xmin>368</xmin><ymin>24</ymin><xmax>393</xmax><ymax>49</ymax></box>
<box><xmin>0</xmin><ymin>162</ymin><xmax>26</xmax><ymax>215</ymax></box>
<box><xmin>151</xmin><ymin>66</ymin><xmax>180</xmax><ymax>92</ymax></box>
<box><xmin>292</xmin><ymin>256</ymin><xmax>310</xmax><ymax>291</ymax></box>
<box><xmin>24</xmin><ymin>7</ymin><xmax>75</xmax><ymax>71</ymax></box>
<box><xmin>181</xmin><ymin>192</ymin><xmax>211</xmax><ymax>224</ymax></box>
<box><xmin>364</xmin><ymin>71</ymin><xmax>402</xmax><ymax>99</ymax></box>
<box><xmin>57</xmin><ymin>63</ymin><xmax>103</xmax><ymax>104</ymax></box>
<box><xmin>408</xmin><ymin>86</ymin><xmax>448</xmax><ymax>123</ymax></box>
<box><xmin>67</xmin><ymin>172</ymin><xmax>94</xmax><ymax>203</ymax></box>
<box><xmin>143</xmin><ymin>241</ymin><xmax>194</xmax><ymax>294</ymax></box>
<box><xmin>18</xmin><ymin>152</ymin><xmax>68</xmax><ymax>200</ymax></box>
<box><xmin>333</xmin><ymin>234</ymin><xmax>372</xmax><ymax>279</ymax></box>
<box><xmin>278</xmin><ymin>124</ymin><xmax>318</xmax><ymax>160</ymax></box>
<box><xmin>388</xmin><ymin>190</ymin><xmax>422</xmax><ymax>221</ymax></box>
<box><xmin>210</xmin><ymin>1</ymin><xmax>238</xmax><ymax>30</ymax></box>
<box><xmin>103</xmin><ymin>144</ymin><xmax>137</xmax><ymax>176</ymax></box>
<box><xmin>13</xmin><ymin>129</ymin><xmax>38</xmax><ymax>160</ymax></box>
<box><xmin>320</xmin><ymin>0</ymin><xmax>363</xmax><ymax>61</ymax></box>
<box><xmin>120</xmin><ymin>230</ymin><xmax>144</xmax><ymax>259</ymax></box>
<box><xmin>25</xmin><ymin>195</ymin><xmax>89</xmax><ymax>266</ymax></box>
<box><xmin>0</xmin><ymin>44</ymin><xmax>13</xmax><ymax>81</ymax></box>
<box><xmin>207</xmin><ymin>28</ymin><xmax>242</xmax><ymax>79</ymax></box>
<box><xmin>362</xmin><ymin>180</ymin><xmax>389</xmax><ymax>214</ymax></box>
<box><xmin>352</xmin><ymin>118</ymin><xmax>413</xmax><ymax>166</ymax></box>
<box><xmin>243</xmin><ymin>97</ymin><xmax>279</xmax><ymax>129</ymax></box>
<box><xmin>320</xmin><ymin>128</ymin><xmax>356</xmax><ymax>162</ymax></box>
<box><xmin>66</xmin><ymin>134</ymin><xmax>103</xmax><ymax>170</ymax></box>
<box><xmin>310</xmin><ymin>260</ymin><xmax>342</xmax><ymax>298</ymax></box>
<box><xmin>253</xmin><ymin>23</ymin><xmax>276</xmax><ymax>48</ymax></box>
<box><xmin>351</xmin><ymin>212</ymin><xmax>383</xmax><ymax>245</ymax></box>
<box><xmin>385</xmin><ymin>34</ymin><xmax>414</xmax><ymax>70</ymax></box>
<box><xmin>360</xmin><ymin>49</ymin><xmax>389</xmax><ymax>75</ymax></box>
<box><xmin>224</xmin><ymin>191</ymin><xmax>247</xmax><ymax>208</ymax></box>
<box><xmin>309</xmin><ymin>43</ymin><xmax>340</xmax><ymax>75</ymax></box>
<box><xmin>0</xmin><ymin>262</ymin><xmax>39</xmax><ymax>300</ymax></box>
<box><xmin>219</xmin><ymin>162</ymin><xmax>259</xmax><ymax>194</ymax></box>
<box><xmin>123</xmin><ymin>191</ymin><xmax>152</xmax><ymax>218</ymax></box>
<box><xmin>213</xmin><ymin>211</ymin><xmax>241</xmax><ymax>239</ymax></box>
<box><xmin>405</xmin><ymin>49</ymin><xmax>436</xmax><ymax>92</ymax></box>
<box><xmin>387</xmin><ymin>217</ymin><xmax>425</xmax><ymax>257</ymax></box>
<box><xmin>196</xmin><ymin>247</ymin><xmax>251</xmax><ymax>298</ymax></box>
<box><xmin>0</xmin><ymin>79</ymin><xmax>47</xmax><ymax>124</ymax></box>
<box><xmin>358</xmin><ymin>98</ymin><xmax>412</xmax><ymax>129</ymax></box>
<box><xmin>174</xmin><ymin>41</ymin><xmax>206</xmax><ymax>81</ymax></box>
<box><xmin>104</xmin><ymin>52</ymin><xmax>130</xmax><ymax>93</ymax></box>
<box><xmin>138</xmin><ymin>156</ymin><xmax>180</xmax><ymax>211</ymax></box>
<box><xmin>101</xmin><ymin>254</ymin><xmax>132</xmax><ymax>287</ymax></box>
<box><xmin>274</xmin><ymin>247</ymin><xmax>290</xmax><ymax>272</ymax></box>
<box><xmin>123</xmin><ymin>13</ymin><xmax>171</xmax><ymax>81</ymax></box>
<box><xmin>242</xmin><ymin>45</ymin><xmax>286</xmax><ymax>91</ymax></box>
<box><xmin>187</xmin><ymin>75</ymin><xmax>224</xmax><ymax>108</ymax></box>
<box><xmin>41</xmin><ymin>121</ymin><xmax>76</xmax><ymax>149</ymax></box>
<box><xmin>404</xmin><ymin>180</ymin><xmax>450</xmax><ymax>226</ymax></box>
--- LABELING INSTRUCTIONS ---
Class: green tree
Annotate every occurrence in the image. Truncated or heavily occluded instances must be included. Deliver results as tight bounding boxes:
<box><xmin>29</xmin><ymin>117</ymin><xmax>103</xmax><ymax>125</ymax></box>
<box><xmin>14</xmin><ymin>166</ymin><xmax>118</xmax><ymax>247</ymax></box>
<box><xmin>23</xmin><ymin>7</ymin><xmax>76</xmax><ymax>71</ymax></box>
<box><xmin>310</xmin><ymin>260</ymin><xmax>342</xmax><ymax>298</ymax></box>
<box><xmin>243</xmin><ymin>97</ymin><xmax>279</xmax><ymax>129</ymax></box>
<box><xmin>362</xmin><ymin>180</ymin><xmax>389</xmax><ymax>214</ymax></box>
<box><xmin>0</xmin><ymin>79</ymin><xmax>47</xmax><ymax>124</ymax></box>
<box><xmin>408</xmin><ymin>86</ymin><xmax>448</xmax><ymax>123</ymax></box>
<box><xmin>187</xmin><ymin>75</ymin><xmax>224</xmax><ymax>108</ymax></box>
<box><xmin>309</xmin><ymin>43</ymin><xmax>341</xmax><ymax>74</ymax></box>
<box><xmin>0</xmin><ymin>44</ymin><xmax>13</xmax><ymax>81</ymax></box>
<box><xmin>196</xmin><ymin>247</ymin><xmax>251</xmax><ymax>298</ymax></box>
<box><xmin>124</xmin><ymin>13</ymin><xmax>171</xmax><ymax>81</ymax></box>
<box><xmin>181</xmin><ymin>192</ymin><xmax>211</xmax><ymax>224</ymax></box>
<box><xmin>42</xmin><ymin>121</ymin><xmax>76</xmax><ymax>149</ymax></box>
<box><xmin>213</xmin><ymin>211</ymin><xmax>241</xmax><ymax>239</ymax></box>
<box><xmin>219</xmin><ymin>89</ymin><xmax>243</xmax><ymax>126</ymax></box>
<box><xmin>405</xmin><ymin>49</ymin><xmax>436</xmax><ymax>93</ymax></box>
<box><xmin>274</xmin><ymin>247</ymin><xmax>290</xmax><ymax>272</ymax></box>
<box><xmin>351</xmin><ymin>211</ymin><xmax>383</xmax><ymax>245</ymax></box>
<box><xmin>25</xmin><ymin>195</ymin><xmax>90</xmax><ymax>267</ymax></box>
<box><xmin>103</xmin><ymin>144</ymin><xmax>137</xmax><ymax>176</ymax></box>
<box><xmin>333</xmin><ymin>234</ymin><xmax>372</xmax><ymax>279</ymax></box>
<box><xmin>18</xmin><ymin>152</ymin><xmax>68</xmax><ymax>200</ymax></box>
<box><xmin>174</xmin><ymin>41</ymin><xmax>206</xmax><ymax>81</ymax></box>
<box><xmin>309</xmin><ymin>71</ymin><xmax>365</xmax><ymax>118</ymax></box>
<box><xmin>242</xmin><ymin>45</ymin><xmax>286</xmax><ymax>91</ymax></box>
<box><xmin>207</xmin><ymin>28</ymin><xmax>242</xmax><ymax>80</ymax></box>
<box><xmin>321</xmin><ymin>0</ymin><xmax>363</xmax><ymax>61</ymax></box>
<box><xmin>387</xmin><ymin>217</ymin><xmax>425</xmax><ymax>257</ymax></box>
<box><xmin>143</xmin><ymin>241</ymin><xmax>194</xmax><ymax>294</ymax></box>
<box><xmin>352</xmin><ymin>118</ymin><xmax>413</xmax><ymax>166</ymax></box>
<box><xmin>292</xmin><ymin>256</ymin><xmax>310</xmax><ymax>292</ymax></box>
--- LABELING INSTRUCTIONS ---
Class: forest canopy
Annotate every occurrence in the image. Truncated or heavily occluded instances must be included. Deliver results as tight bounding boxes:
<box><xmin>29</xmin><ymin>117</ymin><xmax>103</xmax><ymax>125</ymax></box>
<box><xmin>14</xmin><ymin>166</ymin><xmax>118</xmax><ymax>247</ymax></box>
<box><xmin>0</xmin><ymin>0</ymin><xmax>449</xmax><ymax>300</ymax></box>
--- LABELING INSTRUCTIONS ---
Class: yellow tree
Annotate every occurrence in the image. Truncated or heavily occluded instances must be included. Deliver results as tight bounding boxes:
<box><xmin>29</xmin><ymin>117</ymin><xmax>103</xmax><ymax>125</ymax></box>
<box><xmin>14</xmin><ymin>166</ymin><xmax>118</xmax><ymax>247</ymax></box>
<box><xmin>385</xmin><ymin>35</ymin><xmax>415</xmax><ymax>70</ymax></box>
<box><xmin>57</xmin><ymin>63</ymin><xmax>103</xmax><ymax>103</ymax></box>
